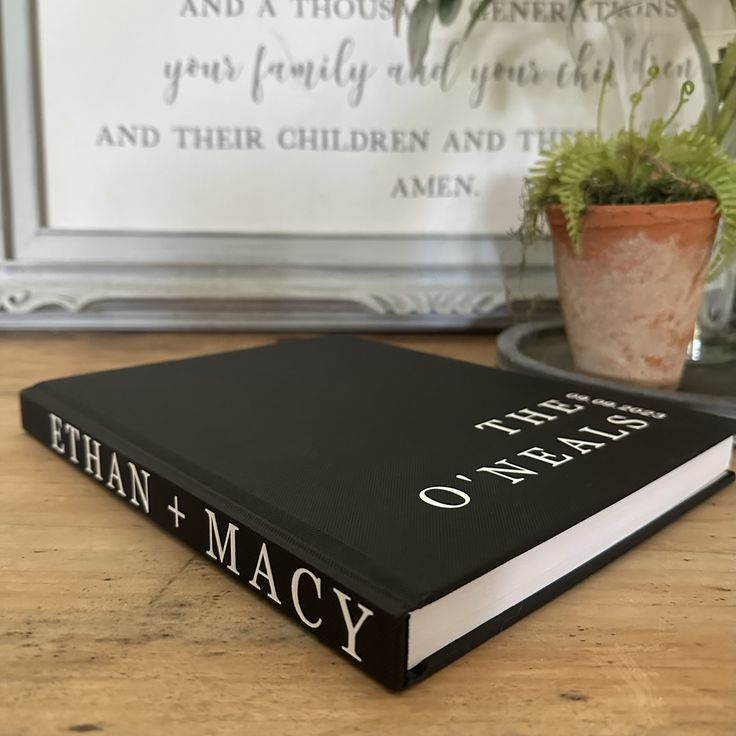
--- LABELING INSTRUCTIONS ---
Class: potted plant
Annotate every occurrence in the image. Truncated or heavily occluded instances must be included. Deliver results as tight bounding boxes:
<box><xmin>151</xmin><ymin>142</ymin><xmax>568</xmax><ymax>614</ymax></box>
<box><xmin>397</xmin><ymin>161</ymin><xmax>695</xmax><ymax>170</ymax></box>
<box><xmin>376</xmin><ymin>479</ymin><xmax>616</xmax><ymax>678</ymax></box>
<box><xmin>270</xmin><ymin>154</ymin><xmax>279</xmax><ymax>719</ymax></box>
<box><xmin>394</xmin><ymin>0</ymin><xmax>736</xmax><ymax>388</ymax></box>
<box><xmin>521</xmin><ymin>66</ymin><xmax>736</xmax><ymax>388</ymax></box>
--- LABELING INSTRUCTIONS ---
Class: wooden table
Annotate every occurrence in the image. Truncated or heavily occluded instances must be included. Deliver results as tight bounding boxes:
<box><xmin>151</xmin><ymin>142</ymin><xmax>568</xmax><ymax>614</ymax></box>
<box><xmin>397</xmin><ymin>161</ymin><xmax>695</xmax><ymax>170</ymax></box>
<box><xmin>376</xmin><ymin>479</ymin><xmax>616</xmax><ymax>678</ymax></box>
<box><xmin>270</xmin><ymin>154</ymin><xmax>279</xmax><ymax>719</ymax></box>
<box><xmin>2</xmin><ymin>334</ymin><xmax>734</xmax><ymax>736</ymax></box>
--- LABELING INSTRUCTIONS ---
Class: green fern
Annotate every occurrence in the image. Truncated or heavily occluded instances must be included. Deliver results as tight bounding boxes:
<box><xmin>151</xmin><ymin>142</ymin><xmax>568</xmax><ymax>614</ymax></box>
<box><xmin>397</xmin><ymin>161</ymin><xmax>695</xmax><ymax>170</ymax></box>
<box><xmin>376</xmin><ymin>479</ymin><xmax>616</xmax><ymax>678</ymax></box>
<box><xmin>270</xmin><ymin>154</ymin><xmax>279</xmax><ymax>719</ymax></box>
<box><xmin>522</xmin><ymin>66</ymin><xmax>736</xmax><ymax>277</ymax></box>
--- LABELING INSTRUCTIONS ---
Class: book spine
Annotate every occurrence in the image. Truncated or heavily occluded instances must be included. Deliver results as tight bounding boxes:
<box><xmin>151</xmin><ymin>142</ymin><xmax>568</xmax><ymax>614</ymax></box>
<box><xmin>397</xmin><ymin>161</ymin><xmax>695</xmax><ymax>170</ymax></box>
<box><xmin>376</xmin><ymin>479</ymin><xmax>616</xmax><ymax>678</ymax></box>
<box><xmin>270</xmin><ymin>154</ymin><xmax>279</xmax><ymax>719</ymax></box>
<box><xmin>21</xmin><ymin>389</ymin><xmax>408</xmax><ymax>691</ymax></box>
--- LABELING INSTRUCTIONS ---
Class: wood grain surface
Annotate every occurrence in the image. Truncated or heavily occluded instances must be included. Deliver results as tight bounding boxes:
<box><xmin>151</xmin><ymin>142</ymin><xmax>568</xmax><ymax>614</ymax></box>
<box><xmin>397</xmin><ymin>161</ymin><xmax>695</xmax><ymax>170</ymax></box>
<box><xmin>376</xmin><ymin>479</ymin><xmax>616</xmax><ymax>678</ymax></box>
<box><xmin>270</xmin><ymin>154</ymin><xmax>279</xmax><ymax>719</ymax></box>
<box><xmin>1</xmin><ymin>333</ymin><xmax>734</xmax><ymax>736</ymax></box>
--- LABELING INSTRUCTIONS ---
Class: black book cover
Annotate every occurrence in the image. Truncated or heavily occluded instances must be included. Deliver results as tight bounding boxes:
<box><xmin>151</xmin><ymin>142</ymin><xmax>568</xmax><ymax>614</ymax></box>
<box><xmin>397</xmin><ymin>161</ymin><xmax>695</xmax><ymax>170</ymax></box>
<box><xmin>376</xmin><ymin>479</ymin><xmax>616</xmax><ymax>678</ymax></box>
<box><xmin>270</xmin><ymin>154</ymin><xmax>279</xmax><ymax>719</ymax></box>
<box><xmin>20</xmin><ymin>336</ymin><xmax>735</xmax><ymax>690</ymax></box>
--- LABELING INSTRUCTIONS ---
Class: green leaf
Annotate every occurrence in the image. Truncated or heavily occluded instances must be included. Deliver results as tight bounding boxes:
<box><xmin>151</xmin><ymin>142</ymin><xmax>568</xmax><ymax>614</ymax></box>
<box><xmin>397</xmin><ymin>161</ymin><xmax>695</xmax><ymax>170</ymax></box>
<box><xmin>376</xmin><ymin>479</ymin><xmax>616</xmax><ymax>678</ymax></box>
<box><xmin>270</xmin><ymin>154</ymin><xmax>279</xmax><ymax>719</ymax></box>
<box><xmin>464</xmin><ymin>0</ymin><xmax>496</xmax><ymax>41</ymax></box>
<box><xmin>437</xmin><ymin>0</ymin><xmax>462</xmax><ymax>24</ymax></box>
<box><xmin>565</xmin><ymin>0</ymin><xmax>586</xmax><ymax>39</ymax></box>
<box><xmin>408</xmin><ymin>0</ymin><xmax>437</xmax><ymax>73</ymax></box>
<box><xmin>716</xmin><ymin>39</ymin><xmax>736</xmax><ymax>100</ymax></box>
<box><xmin>393</xmin><ymin>0</ymin><xmax>406</xmax><ymax>35</ymax></box>
<box><xmin>712</xmin><ymin>79</ymin><xmax>736</xmax><ymax>143</ymax></box>
<box><xmin>672</xmin><ymin>0</ymin><xmax>719</xmax><ymax>129</ymax></box>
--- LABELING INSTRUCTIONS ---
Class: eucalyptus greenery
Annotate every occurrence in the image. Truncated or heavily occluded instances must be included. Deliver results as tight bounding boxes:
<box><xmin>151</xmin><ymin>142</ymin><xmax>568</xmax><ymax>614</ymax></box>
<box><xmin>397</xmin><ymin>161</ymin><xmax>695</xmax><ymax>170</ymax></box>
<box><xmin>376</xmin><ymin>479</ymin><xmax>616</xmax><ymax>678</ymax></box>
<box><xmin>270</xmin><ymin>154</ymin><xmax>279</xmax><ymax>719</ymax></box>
<box><xmin>394</xmin><ymin>0</ymin><xmax>736</xmax><ymax>153</ymax></box>
<box><xmin>521</xmin><ymin>66</ymin><xmax>736</xmax><ymax>277</ymax></box>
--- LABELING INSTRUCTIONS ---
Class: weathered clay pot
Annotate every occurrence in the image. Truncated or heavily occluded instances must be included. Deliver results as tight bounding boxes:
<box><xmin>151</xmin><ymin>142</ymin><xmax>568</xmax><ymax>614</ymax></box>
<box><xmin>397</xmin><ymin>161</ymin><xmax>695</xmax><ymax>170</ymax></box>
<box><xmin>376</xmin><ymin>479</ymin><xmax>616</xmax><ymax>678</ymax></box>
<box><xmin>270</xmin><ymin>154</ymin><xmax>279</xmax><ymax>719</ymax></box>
<box><xmin>547</xmin><ymin>200</ymin><xmax>719</xmax><ymax>390</ymax></box>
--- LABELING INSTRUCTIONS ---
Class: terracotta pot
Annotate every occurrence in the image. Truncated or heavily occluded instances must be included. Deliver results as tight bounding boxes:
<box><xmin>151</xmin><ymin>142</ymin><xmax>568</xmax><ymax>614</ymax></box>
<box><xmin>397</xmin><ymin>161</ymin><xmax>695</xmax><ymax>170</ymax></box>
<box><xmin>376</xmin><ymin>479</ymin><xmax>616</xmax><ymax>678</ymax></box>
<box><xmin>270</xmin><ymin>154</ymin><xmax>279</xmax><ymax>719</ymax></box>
<box><xmin>547</xmin><ymin>200</ymin><xmax>719</xmax><ymax>390</ymax></box>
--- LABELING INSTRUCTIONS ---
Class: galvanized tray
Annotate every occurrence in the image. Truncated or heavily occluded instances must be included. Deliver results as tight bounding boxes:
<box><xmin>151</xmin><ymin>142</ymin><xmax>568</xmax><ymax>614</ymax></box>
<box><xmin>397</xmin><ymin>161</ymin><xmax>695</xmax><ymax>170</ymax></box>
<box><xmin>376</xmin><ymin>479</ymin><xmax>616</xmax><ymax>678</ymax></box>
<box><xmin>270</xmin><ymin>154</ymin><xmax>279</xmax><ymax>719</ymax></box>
<box><xmin>497</xmin><ymin>321</ymin><xmax>736</xmax><ymax>420</ymax></box>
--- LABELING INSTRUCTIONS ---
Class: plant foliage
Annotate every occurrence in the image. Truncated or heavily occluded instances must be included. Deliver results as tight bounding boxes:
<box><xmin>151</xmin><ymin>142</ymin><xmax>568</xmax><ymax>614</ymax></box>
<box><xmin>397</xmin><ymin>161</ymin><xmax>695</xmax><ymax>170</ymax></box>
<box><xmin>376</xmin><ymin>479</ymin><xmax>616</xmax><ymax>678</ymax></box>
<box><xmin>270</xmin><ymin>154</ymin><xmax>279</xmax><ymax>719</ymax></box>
<box><xmin>521</xmin><ymin>66</ymin><xmax>736</xmax><ymax>277</ymax></box>
<box><xmin>394</xmin><ymin>1</ymin><xmax>736</xmax><ymax>153</ymax></box>
<box><xmin>393</xmin><ymin>1</ymin><xmax>736</xmax><ymax>274</ymax></box>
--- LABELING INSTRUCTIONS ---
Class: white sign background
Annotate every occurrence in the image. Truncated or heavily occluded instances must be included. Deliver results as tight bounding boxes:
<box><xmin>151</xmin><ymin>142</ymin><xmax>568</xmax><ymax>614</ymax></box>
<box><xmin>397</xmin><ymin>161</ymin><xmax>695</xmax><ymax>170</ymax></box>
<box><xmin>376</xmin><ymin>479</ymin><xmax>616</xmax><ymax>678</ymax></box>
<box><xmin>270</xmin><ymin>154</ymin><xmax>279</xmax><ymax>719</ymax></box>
<box><xmin>36</xmin><ymin>0</ymin><xmax>710</xmax><ymax>235</ymax></box>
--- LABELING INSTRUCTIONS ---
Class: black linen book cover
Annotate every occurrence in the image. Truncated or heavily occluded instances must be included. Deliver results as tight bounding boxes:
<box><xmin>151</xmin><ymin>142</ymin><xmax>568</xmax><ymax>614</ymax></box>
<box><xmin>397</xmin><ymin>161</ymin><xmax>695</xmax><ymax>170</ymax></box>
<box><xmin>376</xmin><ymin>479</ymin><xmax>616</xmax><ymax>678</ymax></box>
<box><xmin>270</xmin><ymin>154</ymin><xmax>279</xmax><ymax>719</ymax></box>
<box><xmin>20</xmin><ymin>336</ymin><xmax>735</xmax><ymax>690</ymax></box>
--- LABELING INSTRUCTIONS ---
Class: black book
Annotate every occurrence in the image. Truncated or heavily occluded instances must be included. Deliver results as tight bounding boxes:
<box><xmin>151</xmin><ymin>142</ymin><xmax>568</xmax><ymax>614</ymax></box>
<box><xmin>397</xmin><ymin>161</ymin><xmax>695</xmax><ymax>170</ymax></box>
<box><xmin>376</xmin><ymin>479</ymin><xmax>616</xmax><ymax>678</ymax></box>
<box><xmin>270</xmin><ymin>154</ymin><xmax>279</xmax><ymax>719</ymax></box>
<box><xmin>20</xmin><ymin>336</ymin><xmax>735</xmax><ymax>690</ymax></box>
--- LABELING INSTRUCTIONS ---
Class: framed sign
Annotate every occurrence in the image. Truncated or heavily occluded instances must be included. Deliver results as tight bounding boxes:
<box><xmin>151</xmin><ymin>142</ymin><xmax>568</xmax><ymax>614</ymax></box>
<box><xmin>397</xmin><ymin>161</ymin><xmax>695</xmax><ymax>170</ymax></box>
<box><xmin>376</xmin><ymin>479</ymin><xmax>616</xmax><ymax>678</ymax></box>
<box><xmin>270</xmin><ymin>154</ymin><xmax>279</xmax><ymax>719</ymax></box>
<box><xmin>0</xmin><ymin>0</ymin><xmax>712</xmax><ymax>329</ymax></box>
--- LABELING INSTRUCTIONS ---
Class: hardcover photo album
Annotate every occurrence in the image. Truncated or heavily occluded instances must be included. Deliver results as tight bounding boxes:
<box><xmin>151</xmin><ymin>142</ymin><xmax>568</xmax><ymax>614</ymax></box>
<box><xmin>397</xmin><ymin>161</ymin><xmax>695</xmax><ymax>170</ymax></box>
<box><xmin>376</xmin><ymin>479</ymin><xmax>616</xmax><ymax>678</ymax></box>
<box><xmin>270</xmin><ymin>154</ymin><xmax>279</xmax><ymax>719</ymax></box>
<box><xmin>20</xmin><ymin>336</ymin><xmax>735</xmax><ymax>690</ymax></box>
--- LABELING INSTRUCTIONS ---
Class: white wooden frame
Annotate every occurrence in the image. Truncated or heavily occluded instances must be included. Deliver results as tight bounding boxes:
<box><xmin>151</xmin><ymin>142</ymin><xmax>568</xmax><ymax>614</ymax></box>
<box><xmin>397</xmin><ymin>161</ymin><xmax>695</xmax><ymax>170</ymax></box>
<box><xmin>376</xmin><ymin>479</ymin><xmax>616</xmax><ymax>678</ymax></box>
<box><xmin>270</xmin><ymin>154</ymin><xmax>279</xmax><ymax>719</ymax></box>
<box><xmin>0</xmin><ymin>0</ymin><xmax>556</xmax><ymax>331</ymax></box>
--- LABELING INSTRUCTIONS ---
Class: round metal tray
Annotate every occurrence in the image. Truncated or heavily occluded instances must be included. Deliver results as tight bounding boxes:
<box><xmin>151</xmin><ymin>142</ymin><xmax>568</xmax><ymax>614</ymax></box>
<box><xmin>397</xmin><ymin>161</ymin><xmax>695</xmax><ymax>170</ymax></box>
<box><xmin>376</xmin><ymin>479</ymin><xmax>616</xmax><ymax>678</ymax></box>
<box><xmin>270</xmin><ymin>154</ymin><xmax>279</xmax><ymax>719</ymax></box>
<box><xmin>497</xmin><ymin>321</ymin><xmax>736</xmax><ymax>420</ymax></box>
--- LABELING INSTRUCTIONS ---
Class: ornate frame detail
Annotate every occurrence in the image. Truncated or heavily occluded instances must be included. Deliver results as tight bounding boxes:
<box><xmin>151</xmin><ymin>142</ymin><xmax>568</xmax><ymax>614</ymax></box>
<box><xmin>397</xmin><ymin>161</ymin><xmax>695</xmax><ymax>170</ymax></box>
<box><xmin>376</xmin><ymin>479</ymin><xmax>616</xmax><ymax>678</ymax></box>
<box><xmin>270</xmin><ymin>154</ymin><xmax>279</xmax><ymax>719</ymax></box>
<box><xmin>0</xmin><ymin>1</ymin><xmax>556</xmax><ymax>331</ymax></box>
